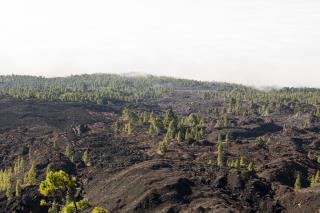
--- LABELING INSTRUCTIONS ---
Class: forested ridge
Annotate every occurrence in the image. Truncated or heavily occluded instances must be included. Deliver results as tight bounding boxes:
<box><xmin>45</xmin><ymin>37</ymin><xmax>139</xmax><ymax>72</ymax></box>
<box><xmin>1</xmin><ymin>74</ymin><xmax>320</xmax><ymax>106</ymax></box>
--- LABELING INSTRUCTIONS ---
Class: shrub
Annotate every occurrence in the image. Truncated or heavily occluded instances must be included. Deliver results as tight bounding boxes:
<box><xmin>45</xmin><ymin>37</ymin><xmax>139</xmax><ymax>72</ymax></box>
<box><xmin>92</xmin><ymin>207</ymin><xmax>109</xmax><ymax>213</ymax></box>
<box><xmin>61</xmin><ymin>199</ymin><xmax>91</xmax><ymax>213</ymax></box>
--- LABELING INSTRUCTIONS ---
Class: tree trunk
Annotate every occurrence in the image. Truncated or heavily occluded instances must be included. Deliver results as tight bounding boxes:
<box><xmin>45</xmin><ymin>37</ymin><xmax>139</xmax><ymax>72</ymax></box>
<box><xmin>73</xmin><ymin>199</ymin><xmax>78</xmax><ymax>213</ymax></box>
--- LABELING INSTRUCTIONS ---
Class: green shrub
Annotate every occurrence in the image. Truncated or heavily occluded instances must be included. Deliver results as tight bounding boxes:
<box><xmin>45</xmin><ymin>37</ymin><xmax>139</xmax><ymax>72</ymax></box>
<box><xmin>61</xmin><ymin>199</ymin><xmax>91</xmax><ymax>213</ymax></box>
<box><xmin>92</xmin><ymin>207</ymin><xmax>109</xmax><ymax>213</ymax></box>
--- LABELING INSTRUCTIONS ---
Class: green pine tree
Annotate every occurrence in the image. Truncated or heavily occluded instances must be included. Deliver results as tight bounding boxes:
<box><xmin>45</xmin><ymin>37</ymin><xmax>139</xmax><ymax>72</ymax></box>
<box><xmin>24</xmin><ymin>162</ymin><xmax>37</xmax><ymax>186</ymax></box>
<box><xmin>225</xmin><ymin>133</ymin><xmax>230</xmax><ymax>142</ymax></box>
<box><xmin>176</xmin><ymin>131</ymin><xmax>183</xmax><ymax>142</ymax></box>
<box><xmin>143</xmin><ymin>112</ymin><xmax>148</xmax><ymax>124</ymax></box>
<box><xmin>235</xmin><ymin>159</ymin><xmax>240</xmax><ymax>168</ymax></box>
<box><xmin>294</xmin><ymin>173</ymin><xmax>302</xmax><ymax>190</ymax></box>
<box><xmin>15</xmin><ymin>179</ymin><xmax>22</xmax><ymax>197</ymax></box>
<box><xmin>53</xmin><ymin>141</ymin><xmax>58</xmax><ymax>150</ymax></box>
<box><xmin>46</xmin><ymin>163</ymin><xmax>53</xmax><ymax>175</ymax></box>
<box><xmin>240</xmin><ymin>156</ymin><xmax>245</xmax><ymax>167</ymax></box>
<box><xmin>247</xmin><ymin>162</ymin><xmax>254</xmax><ymax>171</ymax></box>
<box><xmin>113</xmin><ymin>120</ymin><xmax>120</xmax><ymax>132</ymax></box>
<box><xmin>124</xmin><ymin>121</ymin><xmax>133</xmax><ymax>134</ymax></box>
<box><xmin>65</xmin><ymin>144</ymin><xmax>73</xmax><ymax>161</ymax></box>
<box><xmin>82</xmin><ymin>150</ymin><xmax>90</xmax><ymax>165</ymax></box>
<box><xmin>6</xmin><ymin>180</ymin><xmax>13</xmax><ymax>200</ymax></box>
<box><xmin>310</xmin><ymin>175</ymin><xmax>316</xmax><ymax>187</ymax></box>
<box><xmin>28</xmin><ymin>145</ymin><xmax>33</xmax><ymax>160</ymax></box>
<box><xmin>315</xmin><ymin>170</ymin><xmax>320</xmax><ymax>183</ymax></box>
<box><xmin>217</xmin><ymin>142</ymin><xmax>223</xmax><ymax>167</ymax></box>
<box><xmin>159</xmin><ymin>135</ymin><xmax>169</xmax><ymax>154</ymax></box>
<box><xmin>217</xmin><ymin>133</ymin><xmax>222</xmax><ymax>142</ymax></box>
<box><xmin>167</xmin><ymin>120</ymin><xmax>176</xmax><ymax>139</ymax></box>
<box><xmin>185</xmin><ymin>129</ymin><xmax>191</xmax><ymax>141</ymax></box>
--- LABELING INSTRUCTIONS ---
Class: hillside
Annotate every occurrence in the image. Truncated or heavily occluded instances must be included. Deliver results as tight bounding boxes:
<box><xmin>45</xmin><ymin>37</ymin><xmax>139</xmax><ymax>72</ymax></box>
<box><xmin>0</xmin><ymin>74</ymin><xmax>320</xmax><ymax>212</ymax></box>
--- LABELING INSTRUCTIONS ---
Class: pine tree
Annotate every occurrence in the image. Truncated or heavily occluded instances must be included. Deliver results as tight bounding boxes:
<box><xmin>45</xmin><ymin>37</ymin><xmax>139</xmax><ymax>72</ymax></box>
<box><xmin>199</xmin><ymin>128</ymin><xmax>204</xmax><ymax>140</ymax></box>
<box><xmin>0</xmin><ymin>169</ymin><xmax>12</xmax><ymax>192</ymax></box>
<box><xmin>159</xmin><ymin>135</ymin><xmax>169</xmax><ymax>154</ymax></box>
<box><xmin>149</xmin><ymin>111</ymin><xmax>156</xmax><ymax>123</ymax></box>
<box><xmin>235</xmin><ymin>159</ymin><xmax>240</xmax><ymax>168</ymax></box>
<box><xmin>159</xmin><ymin>142</ymin><xmax>167</xmax><ymax>154</ymax></box>
<box><xmin>20</xmin><ymin>157</ymin><xmax>25</xmax><ymax>173</ymax></box>
<box><xmin>149</xmin><ymin>122</ymin><xmax>156</xmax><ymax>135</ymax></box>
<box><xmin>167</xmin><ymin>120</ymin><xmax>176</xmax><ymax>139</ymax></box>
<box><xmin>307</xmin><ymin>151</ymin><xmax>312</xmax><ymax>160</ymax></box>
<box><xmin>247</xmin><ymin>162</ymin><xmax>254</xmax><ymax>171</ymax></box>
<box><xmin>122</xmin><ymin>107</ymin><xmax>131</xmax><ymax>120</ymax></box>
<box><xmin>13</xmin><ymin>156</ymin><xmax>24</xmax><ymax>175</ymax></box>
<box><xmin>194</xmin><ymin>128</ymin><xmax>201</xmax><ymax>141</ymax></box>
<box><xmin>124</xmin><ymin>121</ymin><xmax>133</xmax><ymax>134</ymax></box>
<box><xmin>39</xmin><ymin>170</ymin><xmax>78</xmax><ymax>212</ymax></box>
<box><xmin>143</xmin><ymin>111</ymin><xmax>148</xmax><ymax>124</ymax></box>
<box><xmin>46</xmin><ymin>163</ymin><xmax>53</xmax><ymax>175</ymax></box>
<box><xmin>138</xmin><ymin>112</ymin><xmax>143</xmax><ymax>124</ymax></box>
<box><xmin>53</xmin><ymin>141</ymin><xmax>58</xmax><ymax>150</ymax></box>
<box><xmin>65</xmin><ymin>144</ymin><xmax>73</xmax><ymax>161</ymax></box>
<box><xmin>217</xmin><ymin>142</ymin><xmax>223</xmax><ymax>167</ymax></box>
<box><xmin>240</xmin><ymin>156</ymin><xmax>245</xmax><ymax>167</ymax></box>
<box><xmin>223</xmin><ymin>115</ymin><xmax>229</xmax><ymax>127</ymax></box>
<box><xmin>24</xmin><ymin>162</ymin><xmax>37</xmax><ymax>186</ymax></box>
<box><xmin>164</xmin><ymin>108</ymin><xmax>176</xmax><ymax>127</ymax></box>
<box><xmin>283</xmin><ymin>124</ymin><xmax>288</xmax><ymax>133</ymax></box>
<box><xmin>185</xmin><ymin>129</ymin><xmax>191</xmax><ymax>141</ymax></box>
<box><xmin>310</xmin><ymin>175</ymin><xmax>316</xmax><ymax>187</ymax></box>
<box><xmin>15</xmin><ymin>179</ymin><xmax>22</xmax><ymax>197</ymax></box>
<box><xmin>176</xmin><ymin>131</ymin><xmax>183</xmax><ymax>142</ymax></box>
<box><xmin>113</xmin><ymin>120</ymin><xmax>120</xmax><ymax>132</ymax></box>
<box><xmin>294</xmin><ymin>173</ymin><xmax>302</xmax><ymax>190</ymax></box>
<box><xmin>28</xmin><ymin>145</ymin><xmax>33</xmax><ymax>160</ymax></box>
<box><xmin>82</xmin><ymin>150</ymin><xmax>89</xmax><ymax>165</ymax></box>
<box><xmin>6</xmin><ymin>180</ymin><xmax>13</xmax><ymax>200</ymax></box>
<box><xmin>225</xmin><ymin>133</ymin><xmax>230</xmax><ymax>142</ymax></box>
<box><xmin>70</xmin><ymin>155</ymin><xmax>74</xmax><ymax>163</ymax></box>
<box><xmin>315</xmin><ymin>170</ymin><xmax>320</xmax><ymax>183</ymax></box>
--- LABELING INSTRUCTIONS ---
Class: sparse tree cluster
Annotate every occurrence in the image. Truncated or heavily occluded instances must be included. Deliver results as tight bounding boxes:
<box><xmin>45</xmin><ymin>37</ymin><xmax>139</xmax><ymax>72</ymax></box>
<box><xmin>114</xmin><ymin>108</ymin><xmax>208</xmax><ymax>155</ymax></box>
<box><xmin>310</xmin><ymin>170</ymin><xmax>320</xmax><ymax>187</ymax></box>
<box><xmin>0</xmin><ymin>155</ymin><xmax>38</xmax><ymax>200</ymax></box>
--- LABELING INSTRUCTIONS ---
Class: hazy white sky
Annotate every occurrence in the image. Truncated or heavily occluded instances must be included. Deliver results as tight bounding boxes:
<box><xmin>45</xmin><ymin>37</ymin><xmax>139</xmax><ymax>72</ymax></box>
<box><xmin>0</xmin><ymin>0</ymin><xmax>320</xmax><ymax>87</ymax></box>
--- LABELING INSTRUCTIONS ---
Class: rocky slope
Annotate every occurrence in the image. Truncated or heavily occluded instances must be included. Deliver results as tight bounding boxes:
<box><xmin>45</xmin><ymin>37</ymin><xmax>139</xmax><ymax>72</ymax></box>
<box><xmin>0</xmin><ymin>92</ymin><xmax>320</xmax><ymax>213</ymax></box>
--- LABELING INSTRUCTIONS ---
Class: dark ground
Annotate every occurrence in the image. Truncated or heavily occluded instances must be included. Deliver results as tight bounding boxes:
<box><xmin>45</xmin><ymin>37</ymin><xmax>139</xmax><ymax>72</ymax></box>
<box><xmin>0</xmin><ymin>92</ymin><xmax>320</xmax><ymax>213</ymax></box>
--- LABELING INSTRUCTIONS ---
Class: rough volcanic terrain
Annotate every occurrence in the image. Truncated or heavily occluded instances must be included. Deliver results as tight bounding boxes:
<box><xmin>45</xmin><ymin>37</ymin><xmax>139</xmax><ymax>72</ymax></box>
<box><xmin>0</xmin><ymin>86</ymin><xmax>320</xmax><ymax>213</ymax></box>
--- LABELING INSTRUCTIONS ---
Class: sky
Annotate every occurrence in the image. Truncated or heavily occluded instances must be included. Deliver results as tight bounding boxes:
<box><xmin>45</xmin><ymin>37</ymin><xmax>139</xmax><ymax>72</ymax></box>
<box><xmin>0</xmin><ymin>0</ymin><xmax>320</xmax><ymax>87</ymax></box>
